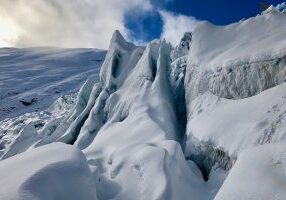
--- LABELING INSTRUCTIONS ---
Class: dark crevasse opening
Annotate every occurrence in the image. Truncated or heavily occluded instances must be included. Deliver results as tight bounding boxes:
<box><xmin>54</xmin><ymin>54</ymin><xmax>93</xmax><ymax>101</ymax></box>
<box><xmin>169</xmin><ymin>57</ymin><xmax>188</xmax><ymax>149</ymax></box>
<box><xmin>186</xmin><ymin>147</ymin><xmax>233</xmax><ymax>181</ymax></box>
<box><xmin>174</xmin><ymin>78</ymin><xmax>187</xmax><ymax>146</ymax></box>
<box><xmin>169</xmin><ymin>56</ymin><xmax>233</xmax><ymax>182</ymax></box>
<box><xmin>150</xmin><ymin>57</ymin><xmax>157</xmax><ymax>82</ymax></box>
<box><xmin>69</xmin><ymin>91</ymin><xmax>109</xmax><ymax>148</ymax></box>
<box><xmin>111</xmin><ymin>53</ymin><xmax>121</xmax><ymax>79</ymax></box>
<box><xmin>68</xmin><ymin>114</ymin><xmax>89</xmax><ymax>145</ymax></box>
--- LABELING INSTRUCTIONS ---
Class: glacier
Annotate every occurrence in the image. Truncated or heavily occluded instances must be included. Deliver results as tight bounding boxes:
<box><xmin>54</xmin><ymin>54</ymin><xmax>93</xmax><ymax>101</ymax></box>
<box><xmin>0</xmin><ymin>6</ymin><xmax>286</xmax><ymax>200</ymax></box>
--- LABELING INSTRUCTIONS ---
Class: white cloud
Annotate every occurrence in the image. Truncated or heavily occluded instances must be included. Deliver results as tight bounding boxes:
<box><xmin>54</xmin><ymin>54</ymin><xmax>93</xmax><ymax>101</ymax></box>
<box><xmin>160</xmin><ymin>10</ymin><xmax>199</xmax><ymax>46</ymax></box>
<box><xmin>0</xmin><ymin>0</ymin><xmax>152</xmax><ymax>49</ymax></box>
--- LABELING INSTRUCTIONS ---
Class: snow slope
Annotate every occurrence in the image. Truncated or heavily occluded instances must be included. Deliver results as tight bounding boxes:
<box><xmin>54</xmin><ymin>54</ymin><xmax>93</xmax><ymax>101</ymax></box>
<box><xmin>186</xmin><ymin>82</ymin><xmax>286</xmax><ymax>158</ymax></box>
<box><xmin>0</xmin><ymin>5</ymin><xmax>286</xmax><ymax>200</ymax></box>
<box><xmin>189</xmin><ymin>12</ymin><xmax>286</xmax><ymax>70</ymax></box>
<box><xmin>215</xmin><ymin>142</ymin><xmax>286</xmax><ymax>200</ymax></box>
<box><xmin>0</xmin><ymin>47</ymin><xmax>106</xmax><ymax>120</ymax></box>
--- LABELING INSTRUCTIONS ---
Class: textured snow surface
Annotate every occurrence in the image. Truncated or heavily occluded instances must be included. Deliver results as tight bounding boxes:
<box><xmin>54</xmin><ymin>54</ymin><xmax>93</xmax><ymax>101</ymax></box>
<box><xmin>214</xmin><ymin>142</ymin><xmax>286</xmax><ymax>200</ymax></box>
<box><xmin>0</xmin><ymin>7</ymin><xmax>286</xmax><ymax>200</ymax></box>
<box><xmin>0</xmin><ymin>47</ymin><xmax>106</xmax><ymax>120</ymax></box>
<box><xmin>0</xmin><ymin>94</ymin><xmax>76</xmax><ymax>159</ymax></box>
<box><xmin>186</xmin><ymin>82</ymin><xmax>286</xmax><ymax>157</ymax></box>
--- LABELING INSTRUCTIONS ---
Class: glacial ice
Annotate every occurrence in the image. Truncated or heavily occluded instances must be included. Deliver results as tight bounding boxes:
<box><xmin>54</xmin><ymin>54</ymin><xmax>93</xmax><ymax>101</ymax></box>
<box><xmin>0</xmin><ymin>6</ymin><xmax>286</xmax><ymax>200</ymax></box>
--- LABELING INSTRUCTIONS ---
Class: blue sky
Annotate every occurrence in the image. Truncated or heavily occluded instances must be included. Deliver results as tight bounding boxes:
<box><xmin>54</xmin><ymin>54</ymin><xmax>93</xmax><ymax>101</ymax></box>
<box><xmin>125</xmin><ymin>0</ymin><xmax>285</xmax><ymax>43</ymax></box>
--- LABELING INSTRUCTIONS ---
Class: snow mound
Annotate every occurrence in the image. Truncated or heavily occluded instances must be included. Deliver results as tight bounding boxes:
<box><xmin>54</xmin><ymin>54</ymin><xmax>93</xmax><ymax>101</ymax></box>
<box><xmin>214</xmin><ymin>142</ymin><xmax>286</xmax><ymax>200</ymax></box>
<box><xmin>0</xmin><ymin>143</ymin><xmax>97</xmax><ymax>200</ymax></box>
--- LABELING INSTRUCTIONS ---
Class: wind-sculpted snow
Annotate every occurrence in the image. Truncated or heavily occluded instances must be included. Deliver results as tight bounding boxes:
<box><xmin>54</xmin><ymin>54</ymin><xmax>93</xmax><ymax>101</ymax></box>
<box><xmin>75</xmin><ymin>32</ymin><xmax>217</xmax><ymax>200</ymax></box>
<box><xmin>0</xmin><ymin>6</ymin><xmax>286</xmax><ymax>200</ymax></box>
<box><xmin>0</xmin><ymin>143</ymin><xmax>97</xmax><ymax>200</ymax></box>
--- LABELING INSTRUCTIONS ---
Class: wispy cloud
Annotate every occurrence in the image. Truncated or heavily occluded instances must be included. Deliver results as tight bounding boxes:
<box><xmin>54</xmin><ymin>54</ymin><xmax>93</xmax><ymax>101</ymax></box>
<box><xmin>0</xmin><ymin>0</ymin><xmax>152</xmax><ymax>48</ymax></box>
<box><xmin>0</xmin><ymin>0</ymin><xmax>199</xmax><ymax>48</ymax></box>
<box><xmin>159</xmin><ymin>10</ymin><xmax>199</xmax><ymax>46</ymax></box>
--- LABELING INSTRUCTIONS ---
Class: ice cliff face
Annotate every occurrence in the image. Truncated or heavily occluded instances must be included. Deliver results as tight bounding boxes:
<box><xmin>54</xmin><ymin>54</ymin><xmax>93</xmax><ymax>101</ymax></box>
<box><xmin>0</xmin><ymin>6</ymin><xmax>286</xmax><ymax>200</ymax></box>
<box><xmin>184</xmin><ymin>10</ymin><xmax>286</xmax><ymax>179</ymax></box>
<box><xmin>170</xmin><ymin>32</ymin><xmax>192</xmax><ymax>61</ymax></box>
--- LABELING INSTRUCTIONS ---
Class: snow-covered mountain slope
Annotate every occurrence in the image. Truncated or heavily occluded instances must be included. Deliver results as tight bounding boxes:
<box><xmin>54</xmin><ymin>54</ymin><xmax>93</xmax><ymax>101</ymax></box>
<box><xmin>190</xmin><ymin>14</ymin><xmax>286</xmax><ymax>70</ymax></box>
<box><xmin>0</xmin><ymin>47</ymin><xmax>106</xmax><ymax>120</ymax></box>
<box><xmin>0</xmin><ymin>6</ymin><xmax>286</xmax><ymax>200</ymax></box>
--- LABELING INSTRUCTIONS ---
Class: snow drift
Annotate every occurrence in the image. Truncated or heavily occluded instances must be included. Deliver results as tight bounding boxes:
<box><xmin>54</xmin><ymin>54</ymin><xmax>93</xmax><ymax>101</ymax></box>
<box><xmin>0</xmin><ymin>143</ymin><xmax>97</xmax><ymax>200</ymax></box>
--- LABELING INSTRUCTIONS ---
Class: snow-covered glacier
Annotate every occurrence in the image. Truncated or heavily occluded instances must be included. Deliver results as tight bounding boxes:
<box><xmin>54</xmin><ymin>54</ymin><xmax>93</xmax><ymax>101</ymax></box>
<box><xmin>0</xmin><ymin>47</ymin><xmax>106</xmax><ymax>120</ymax></box>
<box><xmin>0</xmin><ymin>6</ymin><xmax>286</xmax><ymax>200</ymax></box>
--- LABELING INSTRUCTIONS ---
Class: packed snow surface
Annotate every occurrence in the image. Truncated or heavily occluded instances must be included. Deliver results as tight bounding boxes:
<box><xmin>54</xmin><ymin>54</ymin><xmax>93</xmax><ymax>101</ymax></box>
<box><xmin>0</xmin><ymin>6</ymin><xmax>286</xmax><ymax>200</ymax></box>
<box><xmin>0</xmin><ymin>143</ymin><xmax>97</xmax><ymax>200</ymax></box>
